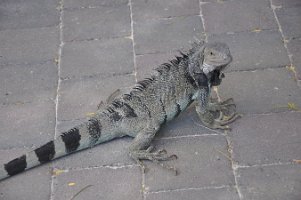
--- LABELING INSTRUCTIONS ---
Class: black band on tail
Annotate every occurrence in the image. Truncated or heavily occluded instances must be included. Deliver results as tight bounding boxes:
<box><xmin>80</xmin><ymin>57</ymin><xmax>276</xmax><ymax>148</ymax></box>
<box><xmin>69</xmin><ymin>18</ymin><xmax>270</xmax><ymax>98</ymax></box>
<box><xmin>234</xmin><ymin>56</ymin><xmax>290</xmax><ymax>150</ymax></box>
<box><xmin>4</xmin><ymin>155</ymin><xmax>27</xmax><ymax>176</ymax></box>
<box><xmin>35</xmin><ymin>141</ymin><xmax>55</xmax><ymax>163</ymax></box>
<box><xmin>61</xmin><ymin>128</ymin><xmax>81</xmax><ymax>153</ymax></box>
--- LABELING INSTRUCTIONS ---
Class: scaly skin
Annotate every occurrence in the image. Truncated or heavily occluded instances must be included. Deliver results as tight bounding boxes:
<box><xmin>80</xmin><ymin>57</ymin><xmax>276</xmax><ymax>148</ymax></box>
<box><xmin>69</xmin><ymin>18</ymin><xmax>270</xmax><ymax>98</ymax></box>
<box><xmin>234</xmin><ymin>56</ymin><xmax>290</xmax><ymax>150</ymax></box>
<box><xmin>0</xmin><ymin>41</ymin><xmax>240</xmax><ymax>181</ymax></box>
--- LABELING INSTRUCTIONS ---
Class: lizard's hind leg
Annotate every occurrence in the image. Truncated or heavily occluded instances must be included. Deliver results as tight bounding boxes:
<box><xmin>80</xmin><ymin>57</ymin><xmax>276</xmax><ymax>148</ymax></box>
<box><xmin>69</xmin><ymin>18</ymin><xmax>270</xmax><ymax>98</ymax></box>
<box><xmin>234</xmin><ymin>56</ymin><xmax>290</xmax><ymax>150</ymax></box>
<box><xmin>128</xmin><ymin>121</ymin><xmax>178</xmax><ymax>175</ymax></box>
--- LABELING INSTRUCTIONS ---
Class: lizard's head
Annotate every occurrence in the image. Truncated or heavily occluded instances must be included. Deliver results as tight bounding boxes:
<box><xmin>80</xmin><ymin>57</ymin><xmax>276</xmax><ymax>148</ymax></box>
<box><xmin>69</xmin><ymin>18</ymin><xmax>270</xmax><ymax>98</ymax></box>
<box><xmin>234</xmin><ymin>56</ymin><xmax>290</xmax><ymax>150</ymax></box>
<box><xmin>188</xmin><ymin>42</ymin><xmax>232</xmax><ymax>87</ymax></box>
<box><xmin>202</xmin><ymin>42</ymin><xmax>232</xmax><ymax>75</ymax></box>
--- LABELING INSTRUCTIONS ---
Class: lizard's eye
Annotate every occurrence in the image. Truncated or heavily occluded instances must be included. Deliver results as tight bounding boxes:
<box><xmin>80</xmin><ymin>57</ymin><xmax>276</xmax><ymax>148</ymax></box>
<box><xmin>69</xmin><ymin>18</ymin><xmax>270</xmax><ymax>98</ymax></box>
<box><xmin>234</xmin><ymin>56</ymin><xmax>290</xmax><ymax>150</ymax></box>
<box><xmin>210</xmin><ymin>52</ymin><xmax>214</xmax><ymax>56</ymax></box>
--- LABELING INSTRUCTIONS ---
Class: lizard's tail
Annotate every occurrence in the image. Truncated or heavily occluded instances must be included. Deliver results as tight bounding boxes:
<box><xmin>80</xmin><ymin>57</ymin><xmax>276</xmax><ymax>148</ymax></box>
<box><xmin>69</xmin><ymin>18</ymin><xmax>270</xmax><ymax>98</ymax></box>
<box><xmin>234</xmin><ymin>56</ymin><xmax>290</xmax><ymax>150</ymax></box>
<box><xmin>0</xmin><ymin>118</ymin><xmax>103</xmax><ymax>181</ymax></box>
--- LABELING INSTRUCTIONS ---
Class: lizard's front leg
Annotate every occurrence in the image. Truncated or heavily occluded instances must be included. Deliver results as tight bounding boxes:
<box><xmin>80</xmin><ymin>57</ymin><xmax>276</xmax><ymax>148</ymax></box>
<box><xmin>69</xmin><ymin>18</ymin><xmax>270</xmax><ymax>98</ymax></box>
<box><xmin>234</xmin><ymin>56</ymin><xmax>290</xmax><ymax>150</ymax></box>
<box><xmin>128</xmin><ymin>120</ymin><xmax>177</xmax><ymax>174</ymax></box>
<box><xmin>195</xmin><ymin>88</ymin><xmax>239</xmax><ymax>130</ymax></box>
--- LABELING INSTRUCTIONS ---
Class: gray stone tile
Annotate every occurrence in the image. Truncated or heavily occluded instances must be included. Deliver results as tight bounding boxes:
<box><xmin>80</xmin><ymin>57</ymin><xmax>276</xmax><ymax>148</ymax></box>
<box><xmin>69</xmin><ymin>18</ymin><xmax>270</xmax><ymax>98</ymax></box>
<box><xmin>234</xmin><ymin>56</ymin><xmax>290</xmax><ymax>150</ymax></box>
<box><xmin>202</xmin><ymin>0</ymin><xmax>277</xmax><ymax>34</ymax></box>
<box><xmin>275</xmin><ymin>6</ymin><xmax>301</xmax><ymax>39</ymax></box>
<box><xmin>61</xmin><ymin>38</ymin><xmax>134</xmax><ymax>79</ymax></box>
<box><xmin>0</xmin><ymin>100</ymin><xmax>55</xmax><ymax>149</ymax></box>
<box><xmin>63</xmin><ymin>5</ymin><xmax>131</xmax><ymax>42</ymax></box>
<box><xmin>0</xmin><ymin>148</ymin><xmax>51</xmax><ymax>200</ymax></box>
<box><xmin>53</xmin><ymin>120</ymin><xmax>134</xmax><ymax>168</ymax></box>
<box><xmin>145</xmin><ymin>136</ymin><xmax>234</xmax><ymax>192</ymax></box>
<box><xmin>0</xmin><ymin>27</ymin><xmax>59</xmax><ymax>66</ymax></box>
<box><xmin>237</xmin><ymin>164</ymin><xmax>301</xmax><ymax>200</ymax></box>
<box><xmin>208</xmin><ymin>30</ymin><xmax>290</xmax><ymax>71</ymax></box>
<box><xmin>287</xmin><ymin>38</ymin><xmax>301</xmax><ymax>80</ymax></box>
<box><xmin>146</xmin><ymin>187</ymin><xmax>239</xmax><ymax>200</ymax></box>
<box><xmin>218</xmin><ymin>68</ymin><xmax>301</xmax><ymax>114</ymax></box>
<box><xmin>0</xmin><ymin>61</ymin><xmax>58</xmax><ymax>105</ymax></box>
<box><xmin>57</xmin><ymin>75</ymin><xmax>135</xmax><ymax>121</ymax></box>
<box><xmin>134</xmin><ymin>16</ymin><xmax>204</xmax><ymax>55</ymax></box>
<box><xmin>136</xmin><ymin>51</ymin><xmax>179</xmax><ymax>80</ymax></box>
<box><xmin>64</xmin><ymin>0</ymin><xmax>128</xmax><ymax>9</ymax></box>
<box><xmin>230</xmin><ymin>112</ymin><xmax>301</xmax><ymax>166</ymax></box>
<box><xmin>53</xmin><ymin>166</ymin><xmax>142</xmax><ymax>200</ymax></box>
<box><xmin>272</xmin><ymin>0</ymin><xmax>301</xmax><ymax>8</ymax></box>
<box><xmin>0</xmin><ymin>0</ymin><xmax>59</xmax><ymax>31</ymax></box>
<box><xmin>132</xmin><ymin>0</ymin><xmax>199</xmax><ymax>21</ymax></box>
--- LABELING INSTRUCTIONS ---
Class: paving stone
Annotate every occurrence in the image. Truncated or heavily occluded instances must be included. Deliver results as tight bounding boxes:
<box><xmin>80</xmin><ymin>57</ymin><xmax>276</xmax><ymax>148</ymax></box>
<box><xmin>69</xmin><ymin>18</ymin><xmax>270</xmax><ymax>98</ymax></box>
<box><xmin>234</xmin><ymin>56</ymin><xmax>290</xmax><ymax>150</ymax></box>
<box><xmin>136</xmin><ymin>51</ymin><xmax>179</xmax><ymax>80</ymax></box>
<box><xmin>230</xmin><ymin>112</ymin><xmax>301</xmax><ymax>166</ymax></box>
<box><xmin>275</xmin><ymin>6</ymin><xmax>301</xmax><ymax>39</ymax></box>
<box><xmin>61</xmin><ymin>38</ymin><xmax>134</xmax><ymax>79</ymax></box>
<box><xmin>134</xmin><ymin>16</ymin><xmax>204</xmax><ymax>55</ymax></box>
<box><xmin>53</xmin><ymin>166</ymin><xmax>142</xmax><ymax>200</ymax></box>
<box><xmin>145</xmin><ymin>136</ymin><xmax>234</xmax><ymax>192</ymax></box>
<box><xmin>0</xmin><ymin>61</ymin><xmax>58</xmax><ymax>105</ymax></box>
<box><xmin>202</xmin><ymin>0</ymin><xmax>277</xmax><ymax>34</ymax></box>
<box><xmin>208</xmin><ymin>30</ymin><xmax>289</xmax><ymax>71</ymax></box>
<box><xmin>0</xmin><ymin>100</ymin><xmax>55</xmax><ymax>149</ymax></box>
<box><xmin>63</xmin><ymin>4</ymin><xmax>131</xmax><ymax>42</ymax></box>
<box><xmin>0</xmin><ymin>0</ymin><xmax>59</xmax><ymax>31</ymax></box>
<box><xmin>218</xmin><ymin>68</ymin><xmax>301</xmax><ymax>114</ymax></box>
<box><xmin>237</xmin><ymin>164</ymin><xmax>301</xmax><ymax>200</ymax></box>
<box><xmin>0</xmin><ymin>27</ymin><xmax>59</xmax><ymax>66</ymax></box>
<box><xmin>57</xmin><ymin>75</ymin><xmax>135</xmax><ymax>121</ymax></box>
<box><xmin>53</xmin><ymin>120</ymin><xmax>134</xmax><ymax>168</ymax></box>
<box><xmin>0</xmin><ymin>148</ymin><xmax>51</xmax><ymax>200</ymax></box>
<box><xmin>287</xmin><ymin>38</ymin><xmax>301</xmax><ymax>80</ymax></box>
<box><xmin>64</xmin><ymin>0</ymin><xmax>128</xmax><ymax>9</ymax></box>
<box><xmin>272</xmin><ymin>0</ymin><xmax>301</xmax><ymax>8</ymax></box>
<box><xmin>132</xmin><ymin>0</ymin><xmax>199</xmax><ymax>21</ymax></box>
<box><xmin>146</xmin><ymin>187</ymin><xmax>239</xmax><ymax>200</ymax></box>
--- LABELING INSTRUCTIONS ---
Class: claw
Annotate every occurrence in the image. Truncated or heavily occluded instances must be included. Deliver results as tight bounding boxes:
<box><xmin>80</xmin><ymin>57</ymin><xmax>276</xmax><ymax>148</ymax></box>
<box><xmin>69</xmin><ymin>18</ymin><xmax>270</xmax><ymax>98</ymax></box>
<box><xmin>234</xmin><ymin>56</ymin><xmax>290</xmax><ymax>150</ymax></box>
<box><xmin>208</xmin><ymin>97</ymin><xmax>237</xmax><ymax>113</ymax></box>
<box><xmin>216</xmin><ymin>112</ymin><xmax>242</xmax><ymax>126</ymax></box>
<box><xmin>220</xmin><ymin>98</ymin><xmax>234</xmax><ymax>105</ymax></box>
<box><xmin>169</xmin><ymin>154</ymin><xmax>178</xmax><ymax>160</ymax></box>
<box><xmin>152</xmin><ymin>159</ymin><xmax>178</xmax><ymax>176</ymax></box>
<box><xmin>212</xmin><ymin>123</ymin><xmax>231</xmax><ymax>130</ymax></box>
<box><xmin>146</xmin><ymin>145</ymin><xmax>155</xmax><ymax>153</ymax></box>
<box><xmin>130</xmin><ymin>147</ymin><xmax>178</xmax><ymax>175</ymax></box>
<box><xmin>157</xmin><ymin>149</ymin><xmax>167</xmax><ymax>155</ymax></box>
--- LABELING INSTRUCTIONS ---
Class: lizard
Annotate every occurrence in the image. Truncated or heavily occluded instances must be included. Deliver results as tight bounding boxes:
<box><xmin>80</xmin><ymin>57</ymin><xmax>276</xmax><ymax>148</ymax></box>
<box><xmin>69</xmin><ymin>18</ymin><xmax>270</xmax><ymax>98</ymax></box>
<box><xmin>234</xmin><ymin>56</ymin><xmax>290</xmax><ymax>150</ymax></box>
<box><xmin>0</xmin><ymin>41</ymin><xmax>240</xmax><ymax>181</ymax></box>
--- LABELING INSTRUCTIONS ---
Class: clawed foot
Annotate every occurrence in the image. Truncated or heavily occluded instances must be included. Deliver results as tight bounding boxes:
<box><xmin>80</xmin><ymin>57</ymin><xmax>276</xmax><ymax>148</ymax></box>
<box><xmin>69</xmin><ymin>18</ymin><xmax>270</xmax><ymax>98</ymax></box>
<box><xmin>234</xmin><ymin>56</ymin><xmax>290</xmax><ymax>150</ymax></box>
<box><xmin>197</xmin><ymin>98</ymin><xmax>242</xmax><ymax>130</ymax></box>
<box><xmin>210</xmin><ymin>111</ymin><xmax>242</xmax><ymax>130</ymax></box>
<box><xmin>130</xmin><ymin>146</ymin><xmax>178</xmax><ymax>175</ymax></box>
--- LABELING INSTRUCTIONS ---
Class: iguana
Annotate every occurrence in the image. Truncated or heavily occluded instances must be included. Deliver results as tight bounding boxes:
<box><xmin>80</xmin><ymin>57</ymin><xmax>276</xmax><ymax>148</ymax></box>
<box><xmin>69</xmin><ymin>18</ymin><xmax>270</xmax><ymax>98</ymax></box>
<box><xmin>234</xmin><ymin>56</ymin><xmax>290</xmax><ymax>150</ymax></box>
<box><xmin>0</xmin><ymin>41</ymin><xmax>240</xmax><ymax>181</ymax></box>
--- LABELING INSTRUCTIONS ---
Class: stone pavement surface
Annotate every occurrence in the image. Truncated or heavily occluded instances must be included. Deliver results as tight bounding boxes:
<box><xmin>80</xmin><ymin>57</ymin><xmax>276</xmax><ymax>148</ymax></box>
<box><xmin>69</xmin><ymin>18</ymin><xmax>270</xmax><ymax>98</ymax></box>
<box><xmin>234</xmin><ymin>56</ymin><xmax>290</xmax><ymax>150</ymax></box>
<box><xmin>0</xmin><ymin>0</ymin><xmax>300</xmax><ymax>199</ymax></box>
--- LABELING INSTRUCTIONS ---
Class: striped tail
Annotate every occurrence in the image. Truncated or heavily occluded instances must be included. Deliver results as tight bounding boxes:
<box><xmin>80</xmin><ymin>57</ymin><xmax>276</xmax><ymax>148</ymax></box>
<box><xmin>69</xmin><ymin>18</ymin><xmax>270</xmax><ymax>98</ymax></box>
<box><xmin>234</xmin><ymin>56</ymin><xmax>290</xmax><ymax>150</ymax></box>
<box><xmin>0</xmin><ymin>117</ymin><xmax>103</xmax><ymax>181</ymax></box>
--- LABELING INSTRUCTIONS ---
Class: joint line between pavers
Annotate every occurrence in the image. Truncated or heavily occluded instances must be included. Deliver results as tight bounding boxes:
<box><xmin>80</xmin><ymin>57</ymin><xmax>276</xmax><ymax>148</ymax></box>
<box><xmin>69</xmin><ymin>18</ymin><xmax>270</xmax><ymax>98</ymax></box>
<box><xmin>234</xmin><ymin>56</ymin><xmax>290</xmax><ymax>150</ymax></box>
<box><xmin>53</xmin><ymin>164</ymin><xmax>139</xmax><ymax>172</ymax></box>
<box><xmin>237</xmin><ymin>161</ymin><xmax>296</xmax><ymax>169</ymax></box>
<box><xmin>269</xmin><ymin>0</ymin><xmax>299</xmax><ymax>83</ymax></box>
<box><xmin>63</xmin><ymin>34</ymin><xmax>131</xmax><ymax>44</ymax></box>
<box><xmin>128</xmin><ymin>0</ymin><xmax>138</xmax><ymax>83</ymax></box>
<box><xmin>128</xmin><ymin>1</ymin><xmax>146</xmax><ymax>192</ymax></box>
<box><xmin>199</xmin><ymin>0</ymin><xmax>208</xmax><ymax>42</ymax></box>
<box><xmin>224</xmin><ymin>133</ymin><xmax>243</xmax><ymax>199</ymax></box>
<box><xmin>226</xmin><ymin>65</ymin><xmax>287</xmax><ymax>74</ymax></box>
<box><xmin>60</xmin><ymin>70</ymin><xmax>135</xmax><ymax>82</ymax></box>
<box><xmin>146</xmin><ymin>185</ymin><xmax>233</xmax><ymax>195</ymax></box>
<box><xmin>238</xmin><ymin>110</ymin><xmax>300</xmax><ymax>117</ymax></box>
<box><xmin>51</xmin><ymin>1</ymin><xmax>65</xmax><ymax>199</ymax></box>
<box><xmin>156</xmin><ymin>133</ymin><xmax>225</xmax><ymax>141</ymax></box>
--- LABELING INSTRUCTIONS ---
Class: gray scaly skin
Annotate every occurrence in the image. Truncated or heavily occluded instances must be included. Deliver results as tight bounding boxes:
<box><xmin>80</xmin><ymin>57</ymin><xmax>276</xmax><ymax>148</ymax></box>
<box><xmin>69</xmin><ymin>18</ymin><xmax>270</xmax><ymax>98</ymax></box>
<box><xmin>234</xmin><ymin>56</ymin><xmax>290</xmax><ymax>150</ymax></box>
<box><xmin>0</xmin><ymin>41</ymin><xmax>240</xmax><ymax>181</ymax></box>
